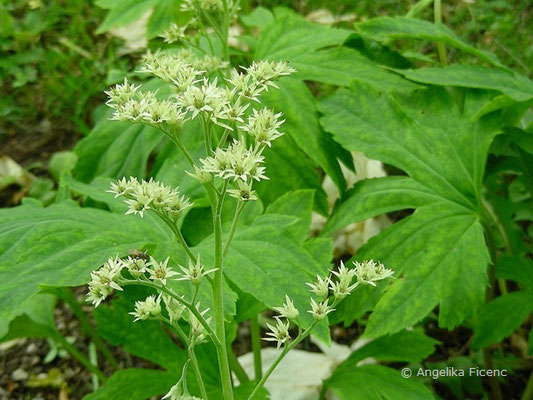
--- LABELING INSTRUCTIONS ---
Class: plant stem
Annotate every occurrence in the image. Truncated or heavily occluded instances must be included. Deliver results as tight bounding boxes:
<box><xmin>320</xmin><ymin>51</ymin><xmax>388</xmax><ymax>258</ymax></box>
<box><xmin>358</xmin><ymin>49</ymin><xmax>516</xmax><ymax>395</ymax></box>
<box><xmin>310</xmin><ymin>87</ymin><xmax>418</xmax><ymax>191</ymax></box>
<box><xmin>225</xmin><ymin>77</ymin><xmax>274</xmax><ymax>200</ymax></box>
<box><xmin>158</xmin><ymin>212</ymin><xmax>198</xmax><ymax>264</ymax></box>
<box><xmin>54</xmin><ymin>288</ymin><xmax>119</xmax><ymax>370</ymax></box>
<box><xmin>434</xmin><ymin>0</ymin><xmax>448</xmax><ymax>66</ymax></box>
<box><xmin>121</xmin><ymin>280</ymin><xmax>219</xmax><ymax>344</ymax></box>
<box><xmin>228</xmin><ymin>346</ymin><xmax>250</xmax><ymax>383</ymax></box>
<box><xmin>223</xmin><ymin>201</ymin><xmax>245</xmax><ymax>256</ymax></box>
<box><xmin>248</xmin><ymin>321</ymin><xmax>318</xmax><ymax>399</ymax></box>
<box><xmin>250</xmin><ymin>314</ymin><xmax>262</xmax><ymax>380</ymax></box>
<box><xmin>212</xmin><ymin>180</ymin><xmax>234</xmax><ymax>400</ymax></box>
<box><xmin>189</xmin><ymin>346</ymin><xmax>209</xmax><ymax>400</ymax></box>
<box><xmin>54</xmin><ymin>333</ymin><xmax>107</xmax><ymax>382</ymax></box>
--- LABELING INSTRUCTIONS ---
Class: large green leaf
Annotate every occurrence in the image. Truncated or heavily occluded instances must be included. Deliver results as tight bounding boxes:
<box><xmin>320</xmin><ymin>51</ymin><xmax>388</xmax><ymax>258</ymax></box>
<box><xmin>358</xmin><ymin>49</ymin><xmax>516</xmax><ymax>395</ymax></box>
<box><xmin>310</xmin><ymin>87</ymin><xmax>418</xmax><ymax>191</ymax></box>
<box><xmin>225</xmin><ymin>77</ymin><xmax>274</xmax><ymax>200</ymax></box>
<box><xmin>261</xmin><ymin>78</ymin><xmax>347</xmax><ymax>193</ymax></box>
<box><xmin>395</xmin><ymin>65</ymin><xmax>533</xmax><ymax>102</ymax></box>
<box><xmin>319</xmin><ymin>86</ymin><xmax>502</xmax><ymax>337</ymax></box>
<box><xmin>83</xmin><ymin>369</ymin><xmax>177</xmax><ymax>400</ymax></box>
<box><xmin>195</xmin><ymin>214</ymin><xmax>331</xmax><ymax>342</ymax></box>
<box><xmin>265</xmin><ymin>190</ymin><xmax>314</xmax><ymax>242</ymax></box>
<box><xmin>255</xmin><ymin>134</ymin><xmax>329</xmax><ymax>215</ymax></box>
<box><xmin>472</xmin><ymin>290</ymin><xmax>533</xmax><ymax>349</ymax></box>
<box><xmin>290</xmin><ymin>47</ymin><xmax>419</xmax><ymax>91</ymax></box>
<box><xmin>74</xmin><ymin>120</ymin><xmax>162</xmax><ymax>183</ymax></box>
<box><xmin>96</xmin><ymin>0</ymin><xmax>157</xmax><ymax>34</ymax></box>
<box><xmin>342</xmin><ymin>329</ymin><xmax>438</xmax><ymax>366</ymax></box>
<box><xmin>95</xmin><ymin>288</ymin><xmax>186</xmax><ymax>371</ymax></box>
<box><xmin>254</xmin><ymin>9</ymin><xmax>350</xmax><ymax>61</ymax></box>
<box><xmin>354</xmin><ymin>17</ymin><xmax>504</xmax><ymax>68</ymax></box>
<box><xmin>0</xmin><ymin>202</ymin><xmax>170</xmax><ymax>337</ymax></box>
<box><xmin>326</xmin><ymin>364</ymin><xmax>435</xmax><ymax>400</ymax></box>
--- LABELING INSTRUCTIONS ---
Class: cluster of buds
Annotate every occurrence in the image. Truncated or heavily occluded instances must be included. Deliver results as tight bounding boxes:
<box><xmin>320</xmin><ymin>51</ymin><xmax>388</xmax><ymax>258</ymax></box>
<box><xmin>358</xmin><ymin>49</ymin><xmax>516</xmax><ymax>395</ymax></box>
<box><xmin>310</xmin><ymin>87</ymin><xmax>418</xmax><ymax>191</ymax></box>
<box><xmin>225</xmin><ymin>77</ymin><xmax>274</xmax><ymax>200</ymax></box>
<box><xmin>105</xmin><ymin>79</ymin><xmax>185</xmax><ymax>127</ymax></box>
<box><xmin>264</xmin><ymin>260</ymin><xmax>394</xmax><ymax>348</ymax></box>
<box><xmin>130</xmin><ymin>294</ymin><xmax>162</xmax><ymax>321</ymax></box>
<box><xmin>198</xmin><ymin>140</ymin><xmax>266</xmax><ymax>182</ymax></box>
<box><xmin>240</xmin><ymin>108</ymin><xmax>285</xmax><ymax>147</ymax></box>
<box><xmin>108</xmin><ymin>177</ymin><xmax>193</xmax><ymax>219</ymax></box>
<box><xmin>189</xmin><ymin>304</ymin><xmax>212</xmax><ymax>345</ymax></box>
<box><xmin>176</xmin><ymin>256</ymin><xmax>218</xmax><ymax>285</ymax></box>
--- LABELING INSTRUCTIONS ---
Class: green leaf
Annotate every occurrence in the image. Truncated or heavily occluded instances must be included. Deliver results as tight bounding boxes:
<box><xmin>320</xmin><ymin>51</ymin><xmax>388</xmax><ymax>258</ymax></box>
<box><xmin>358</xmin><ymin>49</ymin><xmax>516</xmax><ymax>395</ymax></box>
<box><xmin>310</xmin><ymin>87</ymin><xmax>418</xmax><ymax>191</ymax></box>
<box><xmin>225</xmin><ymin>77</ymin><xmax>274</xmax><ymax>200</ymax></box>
<box><xmin>265</xmin><ymin>190</ymin><xmax>314</xmax><ymax>242</ymax></box>
<box><xmin>355</xmin><ymin>17</ymin><xmax>504</xmax><ymax>68</ymax></box>
<box><xmin>241</xmin><ymin>7</ymin><xmax>274</xmax><ymax>28</ymax></box>
<box><xmin>255</xmin><ymin>10</ymin><xmax>351</xmax><ymax>61</ymax></box>
<box><xmin>261</xmin><ymin>78</ymin><xmax>347</xmax><ymax>193</ymax></box>
<box><xmin>255</xmin><ymin>134</ymin><xmax>329</xmax><ymax>215</ymax></box>
<box><xmin>290</xmin><ymin>47</ymin><xmax>419</xmax><ymax>91</ymax></box>
<box><xmin>0</xmin><ymin>203</ymin><xmax>171</xmax><ymax>337</ymax></box>
<box><xmin>49</xmin><ymin>151</ymin><xmax>78</xmax><ymax>181</ymax></box>
<box><xmin>95</xmin><ymin>288</ymin><xmax>186</xmax><ymax>371</ymax></box>
<box><xmin>319</xmin><ymin>86</ymin><xmax>502</xmax><ymax>336</ymax></box>
<box><xmin>1</xmin><ymin>293</ymin><xmax>57</xmax><ymax>341</ymax></box>
<box><xmin>147</xmin><ymin>0</ymin><xmax>179</xmax><ymax>39</ymax></box>
<box><xmin>496</xmin><ymin>256</ymin><xmax>533</xmax><ymax>289</ymax></box>
<box><xmin>74</xmin><ymin>120</ymin><xmax>162</xmax><ymax>183</ymax></box>
<box><xmin>342</xmin><ymin>330</ymin><xmax>438</xmax><ymax>366</ymax></box>
<box><xmin>327</xmin><ymin>364</ymin><xmax>435</xmax><ymax>400</ymax></box>
<box><xmin>83</xmin><ymin>369</ymin><xmax>177</xmax><ymax>400</ymax></box>
<box><xmin>96</xmin><ymin>0</ymin><xmax>156</xmax><ymax>34</ymax></box>
<box><xmin>472</xmin><ymin>290</ymin><xmax>533</xmax><ymax>349</ymax></box>
<box><xmin>196</xmin><ymin>214</ymin><xmax>331</xmax><ymax>343</ymax></box>
<box><xmin>395</xmin><ymin>65</ymin><xmax>533</xmax><ymax>102</ymax></box>
<box><xmin>322</xmin><ymin>177</ymin><xmax>437</xmax><ymax>235</ymax></box>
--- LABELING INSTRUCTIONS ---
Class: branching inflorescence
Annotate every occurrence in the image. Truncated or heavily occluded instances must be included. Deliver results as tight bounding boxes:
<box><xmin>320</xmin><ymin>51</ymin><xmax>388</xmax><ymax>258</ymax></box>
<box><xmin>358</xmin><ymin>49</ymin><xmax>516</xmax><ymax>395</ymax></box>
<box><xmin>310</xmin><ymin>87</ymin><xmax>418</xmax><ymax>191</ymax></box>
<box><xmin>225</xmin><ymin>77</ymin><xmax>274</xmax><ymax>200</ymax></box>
<box><xmin>86</xmin><ymin>2</ymin><xmax>393</xmax><ymax>399</ymax></box>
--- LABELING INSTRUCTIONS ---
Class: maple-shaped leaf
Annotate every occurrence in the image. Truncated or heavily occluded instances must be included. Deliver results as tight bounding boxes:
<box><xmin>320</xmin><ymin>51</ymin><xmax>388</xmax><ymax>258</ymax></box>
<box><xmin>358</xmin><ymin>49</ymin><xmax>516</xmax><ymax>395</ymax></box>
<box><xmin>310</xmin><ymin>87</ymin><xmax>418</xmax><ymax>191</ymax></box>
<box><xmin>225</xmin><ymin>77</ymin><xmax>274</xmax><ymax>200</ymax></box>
<box><xmin>318</xmin><ymin>86</ymin><xmax>503</xmax><ymax>337</ymax></box>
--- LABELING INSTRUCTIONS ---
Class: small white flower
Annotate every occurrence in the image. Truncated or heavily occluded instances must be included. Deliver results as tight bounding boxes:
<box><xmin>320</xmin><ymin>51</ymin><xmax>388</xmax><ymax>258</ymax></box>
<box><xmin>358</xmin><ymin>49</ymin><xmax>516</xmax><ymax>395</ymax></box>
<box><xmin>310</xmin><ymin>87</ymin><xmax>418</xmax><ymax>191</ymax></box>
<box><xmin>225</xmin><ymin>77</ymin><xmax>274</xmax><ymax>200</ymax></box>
<box><xmin>264</xmin><ymin>317</ymin><xmax>290</xmax><ymax>348</ymax></box>
<box><xmin>330</xmin><ymin>261</ymin><xmax>358</xmax><ymax>299</ymax></box>
<box><xmin>189</xmin><ymin>304</ymin><xmax>212</xmax><ymax>345</ymax></box>
<box><xmin>107</xmin><ymin>177</ymin><xmax>134</xmax><ymax>198</ymax></box>
<box><xmin>226</xmin><ymin>69</ymin><xmax>264</xmax><ymax>102</ymax></box>
<box><xmin>176</xmin><ymin>255</ymin><xmax>217</xmax><ymax>285</ymax></box>
<box><xmin>87</xmin><ymin>257</ymin><xmax>124</xmax><ymax>307</ymax></box>
<box><xmin>147</xmin><ymin>257</ymin><xmax>180</xmax><ymax>285</ymax></box>
<box><xmin>160</xmin><ymin>23</ymin><xmax>188</xmax><ymax>43</ymax></box>
<box><xmin>227</xmin><ymin>180</ymin><xmax>257</xmax><ymax>202</ymax></box>
<box><xmin>129</xmin><ymin>294</ymin><xmax>162</xmax><ymax>322</ymax></box>
<box><xmin>244</xmin><ymin>60</ymin><xmax>296</xmax><ymax>90</ymax></box>
<box><xmin>105</xmin><ymin>78</ymin><xmax>140</xmax><ymax>108</ymax></box>
<box><xmin>123</xmin><ymin>256</ymin><xmax>148</xmax><ymax>278</ymax></box>
<box><xmin>308</xmin><ymin>298</ymin><xmax>334</xmax><ymax>321</ymax></box>
<box><xmin>240</xmin><ymin>108</ymin><xmax>284</xmax><ymax>147</ymax></box>
<box><xmin>162</xmin><ymin>294</ymin><xmax>186</xmax><ymax>324</ymax></box>
<box><xmin>306</xmin><ymin>275</ymin><xmax>330</xmax><ymax>299</ymax></box>
<box><xmin>353</xmin><ymin>260</ymin><xmax>394</xmax><ymax>286</ymax></box>
<box><xmin>273</xmin><ymin>295</ymin><xmax>299</xmax><ymax>320</ymax></box>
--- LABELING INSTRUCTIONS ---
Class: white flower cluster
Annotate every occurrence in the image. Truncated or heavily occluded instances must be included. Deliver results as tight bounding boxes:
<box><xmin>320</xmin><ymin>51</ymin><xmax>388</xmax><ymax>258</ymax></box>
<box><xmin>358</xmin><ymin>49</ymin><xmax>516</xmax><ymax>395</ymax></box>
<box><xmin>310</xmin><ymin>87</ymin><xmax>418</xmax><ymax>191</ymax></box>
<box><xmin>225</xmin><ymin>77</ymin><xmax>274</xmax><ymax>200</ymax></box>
<box><xmin>108</xmin><ymin>177</ymin><xmax>193</xmax><ymax>219</ymax></box>
<box><xmin>240</xmin><ymin>108</ymin><xmax>285</xmax><ymax>147</ymax></box>
<box><xmin>87</xmin><ymin>255</ymin><xmax>186</xmax><ymax>307</ymax></box>
<box><xmin>130</xmin><ymin>294</ymin><xmax>162</xmax><ymax>321</ymax></box>
<box><xmin>177</xmin><ymin>256</ymin><xmax>217</xmax><ymax>285</ymax></box>
<box><xmin>199</xmin><ymin>140</ymin><xmax>266</xmax><ymax>182</ymax></box>
<box><xmin>264</xmin><ymin>260</ymin><xmax>394</xmax><ymax>348</ymax></box>
<box><xmin>105</xmin><ymin>78</ymin><xmax>185</xmax><ymax>126</ymax></box>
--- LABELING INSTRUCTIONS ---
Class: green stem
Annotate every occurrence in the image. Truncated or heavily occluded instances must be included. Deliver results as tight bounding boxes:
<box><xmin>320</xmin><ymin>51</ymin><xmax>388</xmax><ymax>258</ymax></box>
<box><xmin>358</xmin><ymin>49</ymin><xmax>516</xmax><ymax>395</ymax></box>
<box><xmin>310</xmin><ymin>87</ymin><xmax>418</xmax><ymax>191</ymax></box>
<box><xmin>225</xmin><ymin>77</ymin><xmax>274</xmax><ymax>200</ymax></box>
<box><xmin>248</xmin><ymin>321</ymin><xmax>318</xmax><ymax>399</ymax></box>
<box><xmin>434</xmin><ymin>0</ymin><xmax>448</xmax><ymax>66</ymax></box>
<box><xmin>189</xmin><ymin>346</ymin><xmax>209</xmax><ymax>400</ymax></box>
<box><xmin>54</xmin><ymin>288</ymin><xmax>119</xmax><ymax>370</ymax></box>
<box><xmin>211</xmin><ymin>180</ymin><xmax>234</xmax><ymax>400</ymax></box>
<box><xmin>228</xmin><ymin>347</ymin><xmax>250</xmax><ymax>383</ymax></box>
<box><xmin>157</xmin><ymin>212</ymin><xmax>198</xmax><ymax>264</ymax></box>
<box><xmin>54</xmin><ymin>333</ymin><xmax>107</xmax><ymax>382</ymax></box>
<box><xmin>223</xmin><ymin>201</ymin><xmax>245</xmax><ymax>257</ymax></box>
<box><xmin>250</xmin><ymin>314</ymin><xmax>262</xmax><ymax>380</ymax></box>
<box><xmin>121</xmin><ymin>280</ymin><xmax>219</xmax><ymax>344</ymax></box>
